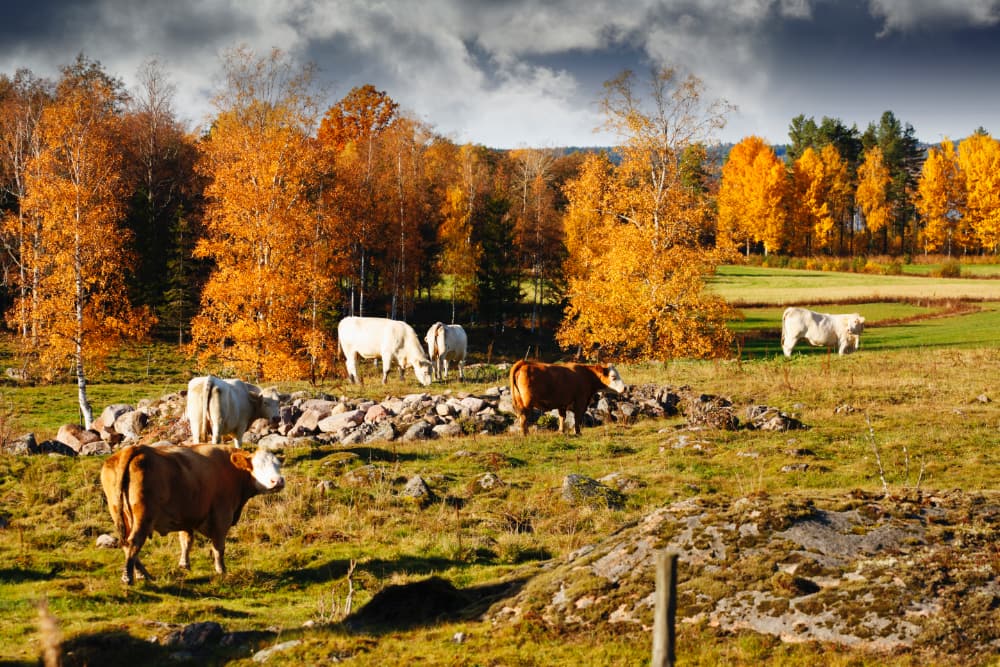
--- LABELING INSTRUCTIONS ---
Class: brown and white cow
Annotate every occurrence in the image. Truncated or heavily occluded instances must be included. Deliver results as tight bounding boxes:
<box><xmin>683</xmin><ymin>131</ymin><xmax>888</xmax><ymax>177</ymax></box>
<box><xmin>509</xmin><ymin>360</ymin><xmax>627</xmax><ymax>436</ymax></box>
<box><xmin>100</xmin><ymin>444</ymin><xmax>285</xmax><ymax>584</ymax></box>
<box><xmin>186</xmin><ymin>375</ymin><xmax>280</xmax><ymax>447</ymax></box>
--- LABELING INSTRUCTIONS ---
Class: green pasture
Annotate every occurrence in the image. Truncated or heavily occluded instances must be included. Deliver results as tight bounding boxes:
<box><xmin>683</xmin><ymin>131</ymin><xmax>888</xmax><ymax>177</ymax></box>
<box><xmin>0</xmin><ymin>265</ymin><xmax>998</xmax><ymax>666</ymax></box>
<box><xmin>711</xmin><ymin>264</ymin><xmax>1000</xmax><ymax>304</ymax></box>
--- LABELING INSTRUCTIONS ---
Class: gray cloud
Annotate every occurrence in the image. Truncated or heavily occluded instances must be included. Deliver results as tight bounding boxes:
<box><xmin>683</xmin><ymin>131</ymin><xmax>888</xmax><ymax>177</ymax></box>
<box><xmin>0</xmin><ymin>0</ymin><xmax>998</xmax><ymax>146</ymax></box>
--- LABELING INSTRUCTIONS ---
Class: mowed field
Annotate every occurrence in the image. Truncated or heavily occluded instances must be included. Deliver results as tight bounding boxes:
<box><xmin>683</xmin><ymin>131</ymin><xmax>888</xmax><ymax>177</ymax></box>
<box><xmin>0</xmin><ymin>265</ymin><xmax>997</xmax><ymax>666</ymax></box>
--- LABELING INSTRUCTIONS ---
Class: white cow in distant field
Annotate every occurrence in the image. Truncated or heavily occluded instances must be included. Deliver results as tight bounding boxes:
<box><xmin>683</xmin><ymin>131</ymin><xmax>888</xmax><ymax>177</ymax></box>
<box><xmin>425</xmin><ymin>322</ymin><xmax>468</xmax><ymax>381</ymax></box>
<box><xmin>186</xmin><ymin>376</ymin><xmax>281</xmax><ymax>447</ymax></box>
<box><xmin>781</xmin><ymin>307</ymin><xmax>866</xmax><ymax>358</ymax></box>
<box><xmin>338</xmin><ymin>316</ymin><xmax>433</xmax><ymax>386</ymax></box>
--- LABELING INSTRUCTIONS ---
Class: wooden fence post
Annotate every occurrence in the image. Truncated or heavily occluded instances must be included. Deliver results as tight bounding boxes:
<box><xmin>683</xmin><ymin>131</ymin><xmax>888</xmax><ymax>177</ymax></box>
<box><xmin>651</xmin><ymin>551</ymin><xmax>678</xmax><ymax>667</ymax></box>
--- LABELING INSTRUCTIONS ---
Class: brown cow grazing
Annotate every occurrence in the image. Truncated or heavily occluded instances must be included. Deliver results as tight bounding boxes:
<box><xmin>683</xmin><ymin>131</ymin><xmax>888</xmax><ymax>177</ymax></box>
<box><xmin>509</xmin><ymin>360</ymin><xmax>627</xmax><ymax>436</ymax></box>
<box><xmin>100</xmin><ymin>444</ymin><xmax>285</xmax><ymax>584</ymax></box>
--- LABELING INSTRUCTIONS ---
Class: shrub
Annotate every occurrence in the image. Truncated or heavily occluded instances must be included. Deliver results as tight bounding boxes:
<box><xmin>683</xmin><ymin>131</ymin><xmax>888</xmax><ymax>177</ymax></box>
<box><xmin>883</xmin><ymin>262</ymin><xmax>903</xmax><ymax>275</ymax></box>
<box><xmin>851</xmin><ymin>256</ymin><xmax>868</xmax><ymax>273</ymax></box>
<box><xmin>937</xmin><ymin>260</ymin><xmax>962</xmax><ymax>278</ymax></box>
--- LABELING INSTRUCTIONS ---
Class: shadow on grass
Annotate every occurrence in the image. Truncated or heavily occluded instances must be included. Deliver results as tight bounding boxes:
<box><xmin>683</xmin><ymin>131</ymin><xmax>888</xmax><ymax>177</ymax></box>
<box><xmin>341</xmin><ymin>575</ymin><xmax>531</xmax><ymax>633</ymax></box>
<box><xmin>0</xmin><ymin>567</ymin><xmax>56</xmax><ymax>583</ymax></box>
<box><xmin>275</xmin><ymin>553</ymin><xmax>472</xmax><ymax>586</ymax></box>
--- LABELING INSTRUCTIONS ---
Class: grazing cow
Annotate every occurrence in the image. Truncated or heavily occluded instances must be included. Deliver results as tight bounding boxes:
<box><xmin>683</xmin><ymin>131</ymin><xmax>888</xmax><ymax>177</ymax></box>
<box><xmin>186</xmin><ymin>376</ymin><xmax>280</xmax><ymax>447</ymax></box>
<box><xmin>100</xmin><ymin>444</ymin><xmax>285</xmax><ymax>584</ymax></box>
<box><xmin>424</xmin><ymin>322</ymin><xmax>468</xmax><ymax>381</ymax></box>
<box><xmin>781</xmin><ymin>307</ymin><xmax>866</xmax><ymax>358</ymax></box>
<box><xmin>509</xmin><ymin>360</ymin><xmax>627</xmax><ymax>436</ymax></box>
<box><xmin>338</xmin><ymin>316</ymin><xmax>433</xmax><ymax>386</ymax></box>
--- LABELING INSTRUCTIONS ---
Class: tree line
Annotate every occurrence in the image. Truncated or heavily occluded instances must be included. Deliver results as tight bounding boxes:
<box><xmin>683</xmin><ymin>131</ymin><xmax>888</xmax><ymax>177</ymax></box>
<box><xmin>718</xmin><ymin>114</ymin><xmax>1000</xmax><ymax>257</ymax></box>
<box><xmin>1</xmin><ymin>49</ymin><xmax>996</xmax><ymax>422</ymax></box>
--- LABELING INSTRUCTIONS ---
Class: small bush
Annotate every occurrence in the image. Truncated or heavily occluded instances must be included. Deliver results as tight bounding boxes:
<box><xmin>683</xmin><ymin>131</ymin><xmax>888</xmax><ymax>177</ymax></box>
<box><xmin>851</xmin><ymin>256</ymin><xmax>868</xmax><ymax>273</ymax></box>
<box><xmin>883</xmin><ymin>262</ymin><xmax>903</xmax><ymax>275</ymax></box>
<box><xmin>937</xmin><ymin>260</ymin><xmax>962</xmax><ymax>278</ymax></box>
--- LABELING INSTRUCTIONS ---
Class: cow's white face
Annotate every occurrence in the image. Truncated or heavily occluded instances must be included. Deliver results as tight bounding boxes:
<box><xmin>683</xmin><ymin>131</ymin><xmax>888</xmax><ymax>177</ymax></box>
<box><xmin>415</xmin><ymin>359</ymin><xmax>433</xmax><ymax>386</ymax></box>
<box><xmin>606</xmin><ymin>365</ymin><xmax>626</xmax><ymax>393</ymax></box>
<box><xmin>251</xmin><ymin>448</ymin><xmax>285</xmax><ymax>492</ymax></box>
<box><xmin>847</xmin><ymin>314</ymin><xmax>865</xmax><ymax>335</ymax></box>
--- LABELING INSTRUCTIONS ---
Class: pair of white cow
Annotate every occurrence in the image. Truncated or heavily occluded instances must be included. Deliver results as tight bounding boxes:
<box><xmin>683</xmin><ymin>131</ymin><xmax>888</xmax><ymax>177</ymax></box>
<box><xmin>337</xmin><ymin>316</ymin><xmax>467</xmax><ymax>386</ymax></box>
<box><xmin>781</xmin><ymin>307</ymin><xmax>866</xmax><ymax>357</ymax></box>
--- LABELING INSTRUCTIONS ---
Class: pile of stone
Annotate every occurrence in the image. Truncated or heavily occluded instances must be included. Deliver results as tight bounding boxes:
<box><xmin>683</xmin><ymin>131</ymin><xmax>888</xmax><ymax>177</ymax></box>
<box><xmin>3</xmin><ymin>380</ymin><xmax>807</xmax><ymax>456</ymax></box>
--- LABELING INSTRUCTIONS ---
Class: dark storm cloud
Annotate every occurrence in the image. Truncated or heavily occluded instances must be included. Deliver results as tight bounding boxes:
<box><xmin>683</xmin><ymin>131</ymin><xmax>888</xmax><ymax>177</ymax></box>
<box><xmin>1</xmin><ymin>0</ymin><xmax>998</xmax><ymax>146</ymax></box>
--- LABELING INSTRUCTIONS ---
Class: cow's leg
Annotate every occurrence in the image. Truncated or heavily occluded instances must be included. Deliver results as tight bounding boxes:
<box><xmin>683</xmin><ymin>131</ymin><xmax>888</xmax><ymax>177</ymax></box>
<box><xmin>781</xmin><ymin>333</ymin><xmax>797</xmax><ymax>358</ymax></box>
<box><xmin>517</xmin><ymin>411</ymin><xmax>528</xmax><ymax>436</ymax></box>
<box><xmin>209</xmin><ymin>534</ymin><xmax>226</xmax><ymax>575</ymax></box>
<box><xmin>177</xmin><ymin>531</ymin><xmax>193</xmax><ymax>570</ymax></box>
<box><xmin>121</xmin><ymin>527</ymin><xmax>152</xmax><ymax>585</ymax></box>
<box><xmin>557</xmin><ymin>409</ymin><xmax>567</xmax><ymax>434</ymax></box>
<box><xmin>573</xmin><ymin>403</ymin><xmax>585</xmax><ymax>435</ymax></box>
<box><xmin>442</xmin><ymin>358</ymin><xmax>449</xmax><ymax>380</ymax></box>
<box><xmin>458</xmin><ymin>359</ymin><xmax>464</xmax><ymax>381</ymax></box>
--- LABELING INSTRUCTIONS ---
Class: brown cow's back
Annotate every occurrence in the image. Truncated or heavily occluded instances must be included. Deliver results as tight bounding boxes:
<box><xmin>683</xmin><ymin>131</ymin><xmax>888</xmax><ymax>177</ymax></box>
<box><xmin>509</xmin><ymin>360</ymin><xmax>624</xmax><ymax>435</ymax></box>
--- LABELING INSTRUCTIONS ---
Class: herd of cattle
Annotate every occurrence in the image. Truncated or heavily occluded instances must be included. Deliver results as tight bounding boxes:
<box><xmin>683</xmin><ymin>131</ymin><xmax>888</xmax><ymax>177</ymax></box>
<box><xmin>99</xmin><ymin>309</ymin><xmax>863</xmax><ymax>584</ymax></box>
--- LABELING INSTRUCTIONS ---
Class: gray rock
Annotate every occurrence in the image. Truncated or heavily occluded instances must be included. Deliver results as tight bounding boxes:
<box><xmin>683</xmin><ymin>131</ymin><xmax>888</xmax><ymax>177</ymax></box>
<box><xmin>561</xmin><ymin>474</ymin><xmax>625</xmax><ymax>510</ymax></box>
<box><xmin>253</xmin><ymin>639</ymin><xmax>302</xmax><ymax>663</ymax></box>
<box><xmin>400</xmin><ymin>420</ymin><xmax>435</xmax><ymax>442</ymax></box>
<box><xmin>5</xmin><ymin>433</ymin><xmax>37</xmax><ymax>455</ymax></box>
<box><xmin>96</xmin><ymin>533</ymin><xmax>118</xmax><ymax>548</ymax></box>
<box><xmin>318</xmin><ymin>409</ymin><xmax>364</xmax><ymax>433</ymax></box>
<box><xmin>432</xmin><ymin>423</ymin><xmax>464</xmax><ymax>438</ymax></box>
<box><xmin>401</xmin><ymin>475</ymin><xmax>433</xmax><ymax>505</ymax></box>
<box><xmin>113</xmin><ymin>410</ymin><xmax>148</xmax><ymax>441</ymax></box>
<box><xmin>163</xmin><ymin>621</ymin><xmax>224</xmax><ymax>648</ymax></box>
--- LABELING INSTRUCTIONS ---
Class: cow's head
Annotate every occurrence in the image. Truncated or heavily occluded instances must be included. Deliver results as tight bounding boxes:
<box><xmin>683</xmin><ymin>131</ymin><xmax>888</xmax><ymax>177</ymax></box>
<box><xmin>603</xmin><ymin>365</ymin><xmax>627</xmax><ymax>393</ymax></box>
<box><xmin>414</xmin><ymin>359</ymin><xmax>433</xmax><ymax>386</ymax></box>
<box><xmin>251</xmin><ymin>388</ymin><xmax>282</xmax><ymax>427</ymax></box>
<box><xmin>846</xmin><ymin>314</ymin><xmax>865</xmax><ymax>335</ymax></box>
<box><xmin>247</xmin><ymin>447</ymin><xmax>285</xmax><ymax>492</ymax></box>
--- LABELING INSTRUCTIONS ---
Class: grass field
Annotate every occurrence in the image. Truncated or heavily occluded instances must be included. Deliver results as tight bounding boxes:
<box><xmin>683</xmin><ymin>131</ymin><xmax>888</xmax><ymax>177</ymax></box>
<box><xmin>0</xmin><ymin>266</ymin><xmax>997</xmax><ymax>666</ymax></box>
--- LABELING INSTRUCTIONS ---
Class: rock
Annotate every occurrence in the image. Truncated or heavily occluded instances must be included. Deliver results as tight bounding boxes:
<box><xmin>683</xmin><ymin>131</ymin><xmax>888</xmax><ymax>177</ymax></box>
<box><xmin>598</xmin><ymin>472</ymin><xmax>644</xmax><ymax>493</ymax></box>
<box><xmin>97</xmin><ymin>404</ymin><xmax>133</xmax><ymax>431</ymax></box>
<box><xmin>432</xmin><ymin>423</ymin><xmax>464</xmax><ymax>438</ymax></box>
<box><xmin>365</xmin><ymin>404</ymin><xmax>390</xmax><ymax>423</ymax></box>
<box><xmin>561</xmin><ymin>474</ymin><xmax>625</xmax><ymax>510</ymax></box>
<box><xmin>113</xmin><ymin>410</ymin><xmax>148</xmax><ymax>441</ymax></box>
<box><xmin>343</xmin><ymin>464</ymin><xmax>384</xmax><ymax>487</ymax></box>
<box><xmin>253</xmin><ymin>639</ymin><xmax>302</xmax><ymax>663</ymax></box>
<box><xmin>96</xmin><ymin>534</ymin><xmax>118</xmax><ymax>548</ymax></box>
<box><xmin>460</xmin><ymin>396</ymin><xmax>485</xmax><ymax>413</ymax></box>
<box><xmin>163</xmin><ymin>621</ymin><xmax>224</xmax><ymax>648</ymax></box>
<box><xmin>315</xmin><ymin>480</ymin><xmax>336</xmax><ymax>493</ymax></box>
<box><xmin>364</xmin><ymin>421</ymin><xmax>396</xmax><ymax>443</ymax></box>
<box><xmin>56</xmin><ymin>424</ymin><xmax>102</xmax><ymax>453</ymax></box>
<box><xmin>400</xmin><ymin>420</ymin><xmax>435</xmax><ymax>442</ymax></box>
<box><xmin>318</xmin><ymin>409</ymin><xmax>364</xmax><ymax>433</ymax></box>
<box><xmin>256</xmin><ymin>433</ymin><xmax>289</xmax><ymax>450</ymax></box>
<box><xmin>471</xmin><ymin>472</ymin><xmax>503</xmax><ymax>493</ymax></box>
<box><xmin>401</xmin><ymin>475</ymin><xmax>433</xmax><ymax>506</ymax></box>
<box><xmin>5</xmin><ymin>433</ymin><xmax>37</xmax><ymax>455</ymax></box>
<box><xmin>79</xmin><ymin>440</ymin><xmax>112</xmax><ymax>456</ymax></box>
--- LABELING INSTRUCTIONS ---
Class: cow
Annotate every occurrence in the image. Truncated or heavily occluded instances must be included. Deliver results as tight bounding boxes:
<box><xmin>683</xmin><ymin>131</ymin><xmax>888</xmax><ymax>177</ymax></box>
<box><xmin>337</xmin><ymin>316</ymin><xmax>433</xmax><ymax>386</ymax></box>
<box><xmin>781</xmin><ymin>307</ymin><xmax>866</xmax><ymax>358</ymax></box>
<box><xmin>509</xmin><ymin>360</ymin><xmax>627</xmax><ymax>436</ymax></box>
<box><xmin>186</xmin><ymin>375</ymin><xmax>280</xmax><ymax>447</ymax></box>
<box><xmin>424</xmin><ymin>322</ymin><xmax>468</xmax><ymax>381</ymax></box>
<box><xmin>100</xmin><ymin>444</ymin><xmax>285</xmax><ymax>584</ymax></box>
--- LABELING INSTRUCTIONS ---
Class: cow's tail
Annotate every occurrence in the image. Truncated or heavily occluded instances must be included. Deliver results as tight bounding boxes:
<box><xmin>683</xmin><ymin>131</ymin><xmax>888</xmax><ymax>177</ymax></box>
<box><xmin>509</xmin><ymin>360</ymin><xmax>526</xmax><ymax>414</ymax></box>
<box><xmin>112</xmin><ymin>446</ymin><xmax>145</xmax><ymax>543</ymax></box>
<box><xmin>428</xmin><ymin>322</ymin><xmax>443</xmax><ymax>359</ymax></box>
<box><xmin>203</xmin><ymin>375</ymin><xmax>216</xmax><ymax>444</ymax></box>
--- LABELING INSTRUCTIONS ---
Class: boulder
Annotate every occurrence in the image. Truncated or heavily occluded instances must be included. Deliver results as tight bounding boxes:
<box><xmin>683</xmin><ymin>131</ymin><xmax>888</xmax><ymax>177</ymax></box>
<box><xmin>56</xmin><ymin>424</ymin><xmax>102</xmax><ymax>453</ymax></box>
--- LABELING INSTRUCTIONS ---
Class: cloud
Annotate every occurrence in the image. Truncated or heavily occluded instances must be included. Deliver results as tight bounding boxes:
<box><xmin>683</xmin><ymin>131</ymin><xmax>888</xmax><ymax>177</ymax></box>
<box><xmin>868</xmin><ymin>0</ymin><xmax>1000</xmax><ymax>36</ymax></box>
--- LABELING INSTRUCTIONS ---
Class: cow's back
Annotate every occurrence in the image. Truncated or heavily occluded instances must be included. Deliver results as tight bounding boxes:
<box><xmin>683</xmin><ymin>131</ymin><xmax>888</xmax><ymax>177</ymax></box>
<box><xmin>511</xmin><ymin>361</ymin><xmax>579</xmax><ymax>412</ymax></box>
<box><xmin>339</xmin><ymin>316</ymin><xmax>388</xmax><ymax>358</ymax></box>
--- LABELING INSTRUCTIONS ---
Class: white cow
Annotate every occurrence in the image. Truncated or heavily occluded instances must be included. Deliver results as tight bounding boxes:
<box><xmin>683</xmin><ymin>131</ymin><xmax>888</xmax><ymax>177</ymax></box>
<box><xmin>338</xmin><ymin>316</ymin><xmax>433</xmax><ymax>386</ymax></box>
<box><xmin>781</xmin><ymin>307</ymin><xmax>866</xmax><ymax>358</ymax></box>
<box><xmin>186</xmin><ymin>376</ymin><xmax>281</xmax><ymax>447</ymax></box>
<box><xmin>424</xmin><ymin>322</ymin><xmax>468</xmax><ymax>381</ymax></box>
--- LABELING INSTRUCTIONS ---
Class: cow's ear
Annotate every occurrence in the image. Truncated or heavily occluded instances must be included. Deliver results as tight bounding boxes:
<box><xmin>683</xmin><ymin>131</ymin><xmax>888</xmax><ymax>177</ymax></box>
<box><xmin>230</xmin><ymin>450</ymin><xmax>253</xmax><ymax>472</ymax></box>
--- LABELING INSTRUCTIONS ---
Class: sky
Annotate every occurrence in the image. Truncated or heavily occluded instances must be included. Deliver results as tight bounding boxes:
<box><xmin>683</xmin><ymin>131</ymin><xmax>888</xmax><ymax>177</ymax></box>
<box><xmin>1</xmin><ymin>0</ymin><xmax>999</xmax><ymax>148</ymax></box>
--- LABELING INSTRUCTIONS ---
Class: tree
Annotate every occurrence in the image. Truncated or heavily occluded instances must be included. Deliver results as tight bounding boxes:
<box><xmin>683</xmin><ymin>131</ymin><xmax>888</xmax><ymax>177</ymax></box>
<box><xmin>916</xmin><ymin>139</ymin><xmax>966</xmax><ymax>255</ymax></box>
<box><xmin>119</xmin><ymin>59</ymin><xmax>202</xmax><ymax>337</ymax></box>
<box><xmin>17</xmin><ymin>59</ymin><xmax>151</xmax><ymax>427</ymax></box>
<box><xmin>191</xmin><ymin>46</ymin><xmax>329</xmax><ymax>380</ymax></box>
<box><xmin>435</xmin><ymin>143</ymin><xmax>486</xmax><ymax>321</ymax></box>
<box><xmin>558</xmin><ymin>68</ymin><xmax>735</xmax><ymax>361</ymax></box>
<box><xmin>957</xmin><ymin>132</ymin><xmax>1000</xmax><ymax>253</ymax></box>
<box><xmin>0</xmin><ymin>70</ymin><xmax>50</xmax><ymax>340</ymax></box>
<box><xmin>317</xmin><ymin>85</ymin><xmax>399</xmax><ymax>317</ymax></box>
<box><xmin>861</xmin><ymin>111</ymin><xmax>922</xmax><ymax>253</ymax></box>
<box><xmin>789</xmin><ymin>144</ymin><xmax>849</xmax><ymax>254</ymax></box>
<box><xmin>717</xmin><ymin>136</ymin><xmax>788</xmax><ymax>255</ymax></box>
<box><xmin>855</xmin><ymin>146</ymin><xmax>892</xmax><ymax>244</ymax></box>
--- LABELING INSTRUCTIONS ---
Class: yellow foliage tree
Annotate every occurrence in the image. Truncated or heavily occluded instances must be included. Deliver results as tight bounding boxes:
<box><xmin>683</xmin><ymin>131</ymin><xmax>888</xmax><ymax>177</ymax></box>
<box><xmin>957</xmin><ymin>132</ymin><xmax>1000</xmax><ymax>253</ymax></box>
<box><xmin>855</xmin><ymin>146</ymin><xmax>892</xmax><ymax>240</ymax></box>
<box><xmin>717</xmin><ymin>136</ymin><xmax>788</xmax><ymax>255</ymax></box>
<box><xmin>916</xmin><ymin>139</ymin><xmax>967</xmax><ymax>254</ymax></box>
<box><xmin>558</xmin><ymin>68</ymin><xmax>735</xmax><ymax>361</ymax></box>
<box><xmin>790</xmin><ymin>144</ymin><xmax>850</xmax><ymax>255</ymax></box>
<box><xmin>18</xmin><ymin>67</ymin><xmax>152</xmax><ymax>427</ymax></box>
<box><xmin>191</xmin><ymin>47</ymin><xmax>329</xmax><ymax>381</ymax></box>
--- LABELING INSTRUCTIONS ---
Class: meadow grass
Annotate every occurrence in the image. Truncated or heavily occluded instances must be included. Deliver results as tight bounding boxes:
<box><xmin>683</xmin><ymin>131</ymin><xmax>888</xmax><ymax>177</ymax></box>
<box><xmin>0</xmin><ymin>267</ymin><xmax>997</xmax><ymax>665</ymax></box>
